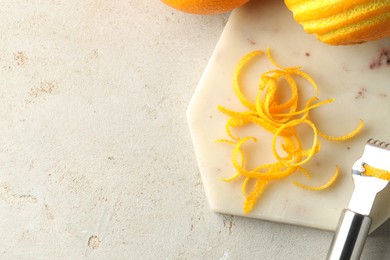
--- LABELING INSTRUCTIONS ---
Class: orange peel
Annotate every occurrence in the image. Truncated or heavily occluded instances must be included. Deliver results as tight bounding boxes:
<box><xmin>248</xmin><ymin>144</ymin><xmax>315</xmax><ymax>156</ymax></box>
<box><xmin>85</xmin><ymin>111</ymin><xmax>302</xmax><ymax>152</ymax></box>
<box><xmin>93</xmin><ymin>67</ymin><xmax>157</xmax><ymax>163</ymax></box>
<box><xmin>364</xmin><ymin>164</ymin><xmax>390</xmax><ymax>180</ymax></box>
<box><xmin>218</xmin><ymin>49</ymin><xmax>363</xmax><ymax>213</ymax></box>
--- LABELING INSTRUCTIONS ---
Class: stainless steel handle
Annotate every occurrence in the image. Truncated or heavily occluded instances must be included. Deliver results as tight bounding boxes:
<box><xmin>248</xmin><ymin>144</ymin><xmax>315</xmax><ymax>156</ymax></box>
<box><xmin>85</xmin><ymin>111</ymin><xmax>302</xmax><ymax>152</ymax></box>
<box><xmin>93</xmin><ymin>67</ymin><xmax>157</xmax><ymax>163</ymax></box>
<box><xmin>327</xmin><ymin>209</ymin><xmax>372</xmax><ymax>260</ymax></box>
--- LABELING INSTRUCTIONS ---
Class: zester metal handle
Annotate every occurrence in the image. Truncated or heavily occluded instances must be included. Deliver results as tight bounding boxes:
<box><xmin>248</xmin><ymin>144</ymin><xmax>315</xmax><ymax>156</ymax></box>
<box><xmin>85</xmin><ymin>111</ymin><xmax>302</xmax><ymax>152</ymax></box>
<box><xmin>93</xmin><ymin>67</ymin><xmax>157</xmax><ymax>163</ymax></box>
<box><xmin>327</xmin><ymin>209</ymin><xmax>372</xmax><ymax>260</ymax></box>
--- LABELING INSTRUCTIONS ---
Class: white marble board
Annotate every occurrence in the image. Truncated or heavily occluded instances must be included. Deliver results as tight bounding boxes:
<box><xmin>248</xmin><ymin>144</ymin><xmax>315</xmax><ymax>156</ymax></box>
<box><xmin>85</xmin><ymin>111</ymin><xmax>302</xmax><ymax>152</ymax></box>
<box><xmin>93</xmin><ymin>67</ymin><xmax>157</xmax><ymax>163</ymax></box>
<box><xmin>187</xmin><ymin>0</ymin><xmax>390</xmax><ymax>231</ymax></box>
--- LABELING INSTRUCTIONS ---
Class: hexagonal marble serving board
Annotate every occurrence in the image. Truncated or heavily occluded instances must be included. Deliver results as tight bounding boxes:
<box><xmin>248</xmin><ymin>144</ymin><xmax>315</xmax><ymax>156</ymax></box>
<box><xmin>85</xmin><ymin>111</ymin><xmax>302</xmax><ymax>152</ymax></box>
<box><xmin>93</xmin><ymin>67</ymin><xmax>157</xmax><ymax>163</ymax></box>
<box><xmin>187</xmin><ymin>0</ymin><xmax>390</xmax><ymax>231</ymax></box>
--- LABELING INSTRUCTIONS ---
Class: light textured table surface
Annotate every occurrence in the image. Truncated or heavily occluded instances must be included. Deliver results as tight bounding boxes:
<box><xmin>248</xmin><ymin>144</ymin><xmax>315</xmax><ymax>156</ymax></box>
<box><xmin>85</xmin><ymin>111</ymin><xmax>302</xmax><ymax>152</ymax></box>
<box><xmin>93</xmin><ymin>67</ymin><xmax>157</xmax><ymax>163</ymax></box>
<box><xmin>1</xmin><ymin>0</ymin><xmax>390</xmax><ymax>259</ymax></box>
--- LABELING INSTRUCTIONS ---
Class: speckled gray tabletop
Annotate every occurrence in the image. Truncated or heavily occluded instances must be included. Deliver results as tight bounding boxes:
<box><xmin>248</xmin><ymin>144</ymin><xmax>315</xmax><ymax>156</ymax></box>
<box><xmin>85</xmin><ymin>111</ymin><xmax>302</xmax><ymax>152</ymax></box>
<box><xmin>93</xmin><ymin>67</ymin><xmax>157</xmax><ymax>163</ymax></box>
<box><xmin>0</xmin><ymin>1</ymin><xmax>390</xmax><ymax>259</ymax></box>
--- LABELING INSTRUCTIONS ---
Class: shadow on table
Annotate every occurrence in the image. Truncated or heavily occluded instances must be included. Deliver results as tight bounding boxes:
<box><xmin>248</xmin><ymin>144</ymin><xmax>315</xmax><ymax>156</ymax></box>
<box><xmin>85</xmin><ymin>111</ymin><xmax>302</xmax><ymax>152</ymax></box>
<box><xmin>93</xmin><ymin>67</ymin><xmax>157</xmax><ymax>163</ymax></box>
<box><xmin>362</xmin><ymin>218</ymin><xmax>390</xmax><ymax>259</ymax></box>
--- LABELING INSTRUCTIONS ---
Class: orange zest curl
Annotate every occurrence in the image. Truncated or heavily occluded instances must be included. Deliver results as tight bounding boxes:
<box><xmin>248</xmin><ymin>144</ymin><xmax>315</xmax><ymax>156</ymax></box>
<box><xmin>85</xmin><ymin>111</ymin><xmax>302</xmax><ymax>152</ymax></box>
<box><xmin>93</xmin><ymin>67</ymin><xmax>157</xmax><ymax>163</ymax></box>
<box><xmin>293</xmin><ymin>167</ymin><xmax>339</xmax><ymax>191</ymax></box>
<box><xmin>218</xmin><ymin>49</ymin><xmax>363</xmax><ymax>213</ymax></box>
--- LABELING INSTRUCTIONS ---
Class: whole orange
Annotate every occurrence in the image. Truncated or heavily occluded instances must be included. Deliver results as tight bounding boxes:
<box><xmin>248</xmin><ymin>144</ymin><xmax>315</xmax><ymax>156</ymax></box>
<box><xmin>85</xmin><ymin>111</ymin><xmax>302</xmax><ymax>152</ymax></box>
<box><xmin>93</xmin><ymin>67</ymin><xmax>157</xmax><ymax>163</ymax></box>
<box><xmin>161</xmin><ymin>0</ymin><xmax>250</xmax><ymax>15</ymax></box>
<box><xmin>284</xmin><ymin>0</ymin><xmax>390</xmax><ymax>45</ymax></box>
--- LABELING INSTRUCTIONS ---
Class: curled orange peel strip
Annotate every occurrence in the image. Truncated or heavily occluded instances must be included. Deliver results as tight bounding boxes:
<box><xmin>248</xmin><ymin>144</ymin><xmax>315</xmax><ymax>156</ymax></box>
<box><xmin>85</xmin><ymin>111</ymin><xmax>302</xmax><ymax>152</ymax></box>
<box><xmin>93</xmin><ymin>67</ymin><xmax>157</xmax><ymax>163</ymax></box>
<box><xmin>233</xmin><ymin>50</ymin><xmax>264</xmax><ymax>111</ymax></box>
<box><xmin>243</xmin><ymin>179</ymin><xmax>268</xmax><ymax>214</ymax></box>
<box><xmin>293</xmin><ymin>167</ymin><xmax>339</xmax><ymax>191</ymax></box>
<box><xmin>318</xmin><ymin>119</ymin><xmax>364</xmax><ymax>141</ymax></box>
<box><xmin>215</xmin><ymin>139</ymin><xmax>243</xmax><ymax>182</ymax></box>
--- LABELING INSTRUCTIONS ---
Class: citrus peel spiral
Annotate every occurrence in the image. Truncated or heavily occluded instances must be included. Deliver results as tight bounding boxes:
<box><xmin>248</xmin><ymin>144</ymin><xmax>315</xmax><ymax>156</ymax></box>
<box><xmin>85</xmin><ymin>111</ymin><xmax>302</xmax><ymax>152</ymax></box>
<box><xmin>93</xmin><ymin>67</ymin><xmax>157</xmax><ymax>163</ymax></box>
<box><xmin>218</xmin><ymin>49</ymin><xmax>363</xmax><ymax>213</ymax></box>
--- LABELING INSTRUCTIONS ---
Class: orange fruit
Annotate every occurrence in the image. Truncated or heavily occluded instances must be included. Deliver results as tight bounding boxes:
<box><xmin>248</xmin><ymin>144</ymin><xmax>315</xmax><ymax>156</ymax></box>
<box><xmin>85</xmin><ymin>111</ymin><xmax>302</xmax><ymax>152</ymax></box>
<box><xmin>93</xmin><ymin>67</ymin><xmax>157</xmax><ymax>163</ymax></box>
<box><xmin>284</xmin><ymin>0</ymin><xmax>390</xmax><ymax>45</ymax></box>
<box><xmin>161</xmin><ymin>0</ymin><xmax>250</xmax><ymax>15</ymax></box>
